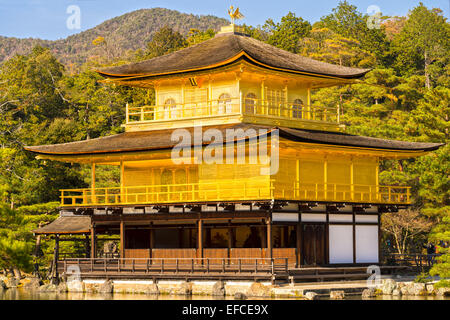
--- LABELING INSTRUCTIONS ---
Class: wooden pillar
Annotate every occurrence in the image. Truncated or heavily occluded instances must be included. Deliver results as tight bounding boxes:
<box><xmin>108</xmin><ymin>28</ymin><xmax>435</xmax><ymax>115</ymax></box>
<box><xmin>120</xmin><ymin>220</ymin><xmax>125</xmax><ymax>259</ymax></box>
<box><xmin>266</xmin><ymin>217</ymin><xmax>272</xmax><ymax>259</ymax></box>
<box><xmin>52</xmin><ymin>235</ymin><xmax>60</xmax><ymax>282</ymax></box>
<box><xmin>325</xmin><ymin>212</ymin><xmax>330</xmax><ymax>264</ymax></box>
<box><xmin>295</xmin><ymin>159</ymin><xmax>300</xmax><ymax>199</ymax></box>
<box><xmin>324</xmin><ymin>156</ymin><xmax>328</xmax><ymax>200</ymax></box>
<box><xmin>120</xmin><ymin>161</ymin><xmax>125</xmax><ymax>202</ymax></box>
<box><xmin>261</xmin><ymin>80</ymin><xmax>266</xmax><ymax>115</ymax></box>
<box><xmin>306</xmin><ymin>86</ymin><xmax>311</xmax><ymax>120</ymax></box>
<box><xmin>352</xmin><ymin>209</ymin><xmax>356</xmax><ymax>264</ymax></box>
<box><xmin>198</xmin><ymin>219</ymin><xmax>203</xmax><ymax>259</ymax></box>
<box><xmin>376</xmin><ymin>159</ymin><xmax>380</xmax><ymax>201</ymax></box>
<box><xmin>91</xmin><ymin>163</ymin><xmax>96</xmax><ymax>204</ymax></box>
<box><xmin>296</xmin><ymin>215</ymin><xmax>302</xmax><ymax>268</ymax></box>
<box><xmin>90</xmin><ymin>225</ymin><xmax>96</xmax><ymax>259</ymax></box>
<box><xmin>350</xmin><ymin>158</ymin><xmax>355</xmax><ymax>201</ymax></box>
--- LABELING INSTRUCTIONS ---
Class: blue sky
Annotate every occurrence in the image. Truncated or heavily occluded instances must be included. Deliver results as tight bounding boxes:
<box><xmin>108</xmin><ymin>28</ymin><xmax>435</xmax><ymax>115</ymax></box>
<box><xmin>0</xmin><ymin>0</ymin><xmax>448</xmax><ymax>40</ymax></box>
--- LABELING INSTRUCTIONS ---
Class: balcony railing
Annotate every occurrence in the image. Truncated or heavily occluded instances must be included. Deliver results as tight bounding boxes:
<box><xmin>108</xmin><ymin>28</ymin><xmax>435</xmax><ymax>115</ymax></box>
<box><xmin>60</xmin><ymin>180</ymin><xmax>411</xmax><ymax>207</ymax></box>
<box><xmin>126</xmin><ymin>97</ymin><xmax>339</xmax><ymax>125</ymax></box>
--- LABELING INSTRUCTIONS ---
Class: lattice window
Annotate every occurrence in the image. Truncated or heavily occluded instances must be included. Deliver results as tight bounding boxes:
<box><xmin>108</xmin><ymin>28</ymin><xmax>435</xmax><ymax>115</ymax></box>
<box><xmin>292</xmin><ymin>99</ymin><xmax>304</xmax><ymax>119</ymax></box>
<box><xmin>245</xmin><ymin>93</ymin><xmax>257</xmax><ymax>114</ymax></box>
<box><xmin>218</xmin><ymin>93</ymin><xmax>232</xmax><ymax>114</ymax></box>
<box><xmin>163</xmin><ymin>98</ymin><xmax>178</xmax><ymax>119</ymax></box>
<box><xmin>265</xmin><ymin>88</ymin><xmax>286</xmax><ymax>115</ymax></box>
<box><xmin>184</xmin><ymin>87</ymin><xmax>209</xmax><ymax>116</ymax></box>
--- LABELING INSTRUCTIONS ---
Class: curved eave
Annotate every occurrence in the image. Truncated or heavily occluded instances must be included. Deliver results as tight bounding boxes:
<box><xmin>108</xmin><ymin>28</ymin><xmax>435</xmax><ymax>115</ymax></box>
<box><xmin>97</xmin><ymin>51</ymin><xmax>370</xmax><ymax>84</ymax></box>
<box><xmin>278</xmin><ymin>131</ymin><xmax>445</xmax><ymax>154</ymax></box>
<box><xmin>24</xmin><ymin>141</ymin><xmax>443</xmax><ymax>163</ymax></box>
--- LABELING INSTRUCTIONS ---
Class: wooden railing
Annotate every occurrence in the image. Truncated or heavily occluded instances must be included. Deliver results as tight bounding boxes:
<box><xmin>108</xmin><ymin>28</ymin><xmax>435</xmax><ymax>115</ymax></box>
<box><xmin>60</xmin><ymin>180</ymin><xmax>411</xmax><ymax>207</ymax></box>
<box><xmin>274</xmin><ymin>181</ymin><xmax>411</xmax><ymax>204</ymax></box>
<box><xmin>126</xmin><ymin>97</ymin><xmax>339</xmax><ymax>125</ymax></box>
<box><xmin>57</xmin><ymin>257</ymin><xmax>291</xmax><ymax>277</ymax></box>
<box><xmin>60</xmin><ymin>179</ymin><xmax>272</xmax><ymax>206</ymax></box>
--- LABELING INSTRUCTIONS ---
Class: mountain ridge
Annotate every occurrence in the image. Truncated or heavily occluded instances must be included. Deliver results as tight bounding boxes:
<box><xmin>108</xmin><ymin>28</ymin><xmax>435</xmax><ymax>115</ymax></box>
<box><xmin>0</xmin><ymin>8</ymin><xmax>229</xmax><ymax>66</ymax></box>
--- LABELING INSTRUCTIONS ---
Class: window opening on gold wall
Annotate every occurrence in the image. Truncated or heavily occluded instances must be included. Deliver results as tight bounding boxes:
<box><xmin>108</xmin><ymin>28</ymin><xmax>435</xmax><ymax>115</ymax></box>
<box><xmin>245</xmin><ymin>92</ymin><xmax>257</xmax><ymax>114</ymax></box>
<box><xmin>218</xmin><ymin>93</ymin><xmax>232</xmax><ymax>114</ymax></box>
<box><xmin>293</xmin><ymin>99</ymin><xmax>304</xmax><ymax>119</ymax></box>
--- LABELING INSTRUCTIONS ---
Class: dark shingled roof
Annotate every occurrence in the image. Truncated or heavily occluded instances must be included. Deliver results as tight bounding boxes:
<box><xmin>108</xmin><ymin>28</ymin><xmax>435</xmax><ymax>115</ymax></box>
<box><xmin>98</xmin><ymin>33</ymin><xmax>370</xmax><ymax>79</ymax></box>
<box><xmin>24</xmin><ymin>124</ymin><xmax>443</xmax><ymax>156</ymax></box>
<box><xmin>33</xmin><ymin>216</ymin><xmax>91</xmax><ymax>235</ymax></box>
<box><xmin>279</xmin><ymin>127</ymin><xmax>444</xmax><ymax>151</ymax></box>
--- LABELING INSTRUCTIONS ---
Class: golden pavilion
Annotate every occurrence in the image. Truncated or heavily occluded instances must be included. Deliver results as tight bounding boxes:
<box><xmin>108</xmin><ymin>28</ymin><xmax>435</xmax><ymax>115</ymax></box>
<box><xmin>27</xmin><ymin>23</ymin><xmax>443</xmax><ymax>281</ymax></box>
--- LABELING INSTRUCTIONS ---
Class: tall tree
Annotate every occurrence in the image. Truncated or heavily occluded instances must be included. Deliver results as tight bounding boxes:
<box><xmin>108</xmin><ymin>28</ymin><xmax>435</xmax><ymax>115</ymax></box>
<box><xmin>392</xmin><ymin>4</ymin><xmax>450</xmax><ymax>89</ymax></box>
<box><xmin>142</xmin><ymin>26</ymin><xmax>188</xmax><ymax>59</ymax></box>
<box><xmin>298</xmin><ymin>27</ymin><xmax>375</xmax><ymax>67</ymax></box>
<box><xmin>263</xmin><ymin>12</ymin><xmax>311</xmax><ymax>53</ymax></box>
<box><xmin>317</xmin><ymin>1</ymin><xmax>390</xmax><ymax>66</ymax></box>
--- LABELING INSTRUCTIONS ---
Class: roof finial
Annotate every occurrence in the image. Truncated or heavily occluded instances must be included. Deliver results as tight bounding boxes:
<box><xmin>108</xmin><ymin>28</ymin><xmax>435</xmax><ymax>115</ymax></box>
<box><xmin>228</xmin><ymin>5</ymin><xmax>244</xmax><ymax>25</ymax></box>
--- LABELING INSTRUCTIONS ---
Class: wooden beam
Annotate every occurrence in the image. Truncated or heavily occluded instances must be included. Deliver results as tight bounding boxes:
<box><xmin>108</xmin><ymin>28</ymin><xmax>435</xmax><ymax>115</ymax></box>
<box><xmin>296</xmin><ymin>214</ymin><xmax>302</xmax><ymax>268</ymax></box>
<box><xmin>120</xmin><ymin>221</ymin><xmax>125</xmax><ymax>259</ymax></box>
<box><xmin>90</xmin><ymin>224</ymin><xmax>96</xmax><ymax>259</ymax></box>
<box><xmin>325</xmin><ymin>212</ymin><xmax>330</xmax><ymax>264</ymax></box>
<box><xmin>120</xmin><ymin>161</ymin><xmax>125</xmax><ymax>197</ymax></box>
<box><xmin>352</xmin><ymin>209</ymin><xmax>356</xmax><ymax>264</ymax></box>
<box><xmin>53</xmin><ymin>235</ymin><xmax>60</xmax><ymax>281</ymax></box>
<box><xmin>93</xmin><ymin>211</ymin><xmax>270</xmax><ymax>223</ymax></box>
<box><xmin>266</xmin><ymin>217</ymin><xmax>272</xmax><ymax>259</ymax></box>
<box><xmin>91</xmin><ymin>163</ymin><xmax>96</xmax><ymax>203</ymax></box>
<box><xmin>227</xmin><ymin>220</ymin><xmax>232</xmax><ymax>259</ymax></box>
<box><xmin>198</xmin><ymin>219</ymin><xmax>203</xmax><ymax>259</ymax></box>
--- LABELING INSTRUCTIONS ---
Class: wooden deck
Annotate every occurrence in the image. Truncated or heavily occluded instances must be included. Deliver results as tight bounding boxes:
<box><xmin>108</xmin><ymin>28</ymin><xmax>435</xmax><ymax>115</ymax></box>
<box><xmin>58</xmin><ymin>257</ymin><xmax>289</xmax><ymax>281</ymax></box>
<box><xmin>57</xmin><ymin>258</ymin><xmax>409</xmax><ymax>283</ymax></box>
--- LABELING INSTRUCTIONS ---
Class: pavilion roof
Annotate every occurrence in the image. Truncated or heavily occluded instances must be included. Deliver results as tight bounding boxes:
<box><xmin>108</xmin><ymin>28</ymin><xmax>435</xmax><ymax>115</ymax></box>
<box><xmin>97</xmin><ymin>32</ymin><xmax>370</xmax><ymax>81</ymax></box>
<box><xmin>24</xmin><ymin>124</ymin><xmax>444</xmax><ymax>156</ymax></box>
<box><xmin>33</xmin><ymin>216</ymin><xmax>91</xmax><ymax>235</ymax></box>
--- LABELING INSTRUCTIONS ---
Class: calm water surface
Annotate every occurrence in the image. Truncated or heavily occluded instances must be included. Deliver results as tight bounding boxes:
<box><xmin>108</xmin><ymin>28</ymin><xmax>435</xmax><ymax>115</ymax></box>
<box><xmin>0</xmin><ymin>288</ymin><xmax>448</xmax><ymax>301</ymax></box>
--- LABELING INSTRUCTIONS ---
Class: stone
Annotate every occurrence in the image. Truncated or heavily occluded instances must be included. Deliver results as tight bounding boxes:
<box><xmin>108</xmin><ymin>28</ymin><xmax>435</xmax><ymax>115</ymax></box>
<box><xmin>22</xmin><ymin>277</ymin><xmax>42</xmax><ymax>290</ymax></box>
<box><xmin>99</xmin><ymin>280</ymin><xmax>113</xmax><ymax>294</ymax></box>
<box><xmin>172</xmin><ymin>282</ymin><xmax>192</xmax><ymax>296</ymax></box>
<box><xmin>411</xmin><ymin>283</ymin><xmax>426</xmax><ymax>296</ymax></box>
<box><xmin>211</xmin><ymin>281</ymin><xmax>225</xmax><ymax>297</ymax></box>
<box><xmin>426</xmin><ymin>284</ymin><xmax>435</xmax><ymax>295</ymax></box>
<box><xmin>330</xmin><ymin>291</ymin><xmax>345</xmax><ymax>300</ymax></box>
<box><xmin>380</xmin><ymin>279</ymin><xmax>397</xmax><ymax>295</ymax></box>
<box><xmin>362</xmin><ymin>288</ymin><xmax>377</xmax><ymax>299</ymax></box>
<box><xmin>400</xmin><ymin>285</ymin><xmax>410</xmax><ymax>296</ymax></box>
<box><xmin>246</xmin><ymin>282</ymin><xmax>271</xmax><ymax>298</ymax></box>
<box><xmin>234</xmin><ymin>292</ymin><xmax>247</xmax><ymax>300</ymax></box>
<box><xmin>67</xmin><ymin>280</ymin><xmax>85</xmax><ymax>293</ymax></box>
<box><xmin>436</xmin><ymin>287</ymin><xmax>450</xmax><ymax>297</ymax></box>
<box><xmin>144</xmin><ymin>284</ymin><xmax>159</xmax><ymax>295</ymax></box>
<box><xmin>5</xmin><ymin>277</ymin><xmax>19</xmax><ymax>289</ymax></box>
<box><xmin>57</xmin><ymin>282</ymin><xmax>68</xmax><ymax>293</ymax></box>
<box><xmin>399</xmin><ymin>282</ymin><xmax>426</xmax><ymax>296</ymax></box>
<box><xmin>304</xmin><ymin>292</ymin><xmax>319</xmax><ymax>300</ymax></box>
<box><xmin>39</xmin><ymin>283</ymin><xmax>58</xmax><ymax>292</ymax></box>
<box><xmin>0</xmin><ymin>280</ymin><xmax>7</xmax><ymax>290</ymax></box>
<box><xmin>392</xmin><ymin>289</ymin><xmax>402</xmax><ymax>296</ymax></box>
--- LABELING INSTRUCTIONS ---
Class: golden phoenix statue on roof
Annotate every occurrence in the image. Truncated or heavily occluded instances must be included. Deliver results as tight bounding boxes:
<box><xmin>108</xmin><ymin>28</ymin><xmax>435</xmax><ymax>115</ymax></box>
<box><xmin>228</xmin><ymin>5</ymin><xmax>244</xmax><ymax>25</ymax></box>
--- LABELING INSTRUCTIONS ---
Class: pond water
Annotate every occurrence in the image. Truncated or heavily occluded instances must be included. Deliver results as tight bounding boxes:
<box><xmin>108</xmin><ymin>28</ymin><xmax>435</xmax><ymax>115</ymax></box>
<box><xmin>0</xmin><ymin>288</ymin><xmax>448</xmax><ymax>301</ymax></box>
